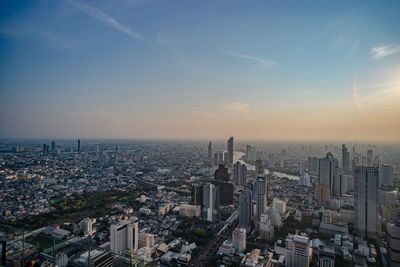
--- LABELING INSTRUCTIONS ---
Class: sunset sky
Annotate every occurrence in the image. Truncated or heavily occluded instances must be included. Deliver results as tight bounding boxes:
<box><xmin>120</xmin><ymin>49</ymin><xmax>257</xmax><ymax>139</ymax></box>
<box><xmin>1</xmin><ymin>0</ymin><xmax>400</xmax><ymax>141</ymax></box>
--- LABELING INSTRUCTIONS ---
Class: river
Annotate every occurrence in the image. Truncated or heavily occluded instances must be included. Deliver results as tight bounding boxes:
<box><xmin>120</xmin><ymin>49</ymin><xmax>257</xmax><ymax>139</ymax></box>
<box><xmin>233</xmin><ymin>151</ymin><xmax>299</xmax><ymax>181</ymax></box>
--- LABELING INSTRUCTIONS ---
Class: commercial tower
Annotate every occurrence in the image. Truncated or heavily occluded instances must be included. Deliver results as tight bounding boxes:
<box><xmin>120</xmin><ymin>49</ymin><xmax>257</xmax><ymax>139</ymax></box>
<box><xmin>207</xmin><ymin>141</ymin><xmax>212</xmax><ymax>161</ymax></box>
<box><xmin>254</xmin><ymin>176</ymin><xmax>268</xmax><ymax>222</ymax></box>
<box><xmin>233</xmin><ymin>161</ymin><xmax>247</xmax><ymax>186</ymax></box>
<box><xmin>380</xmin><ymin>164</ymin><xmax>394</xmax><ymax>187</ymax></box>
<box><xmin>354</xmin><ymin>166</ymin><xmax>380</xmax><ymax>238</ymax></box>
<box><xmin>78</xmin><ymin>139</ymin><xmax>81</xmax><ymax>154</ymax></box>
<box><xmin>227</xmin><ymin>137</ymin><xmax>234</xmax><ymax>165</ymax></box>
<box><xmin>341</xmin><ymin>144</ymin><xmax>350</xmax><ymax>174</ymax></box>
<box><xmin>232</xmin><ymin>228</ymin><xmax>246</xmax><ymax>253</ymax></box>
<box><xmin>285</xmin><ymin>235</ymin><xmax>312</xmax><ymax>267</ymax></box>
<box><xmin>315</xmin><ymin>152</ymin><xmax>338</xmax><ymax>205</ymax></box>
<box><xmin>239</xmin><ymin>190</ymin><xmax>252</xmax><ymax>230</ymax></box>
<box><xmin>203</xmin><ymin>183</ymin><xmax>216</xmax><ymax>222</ymax></box>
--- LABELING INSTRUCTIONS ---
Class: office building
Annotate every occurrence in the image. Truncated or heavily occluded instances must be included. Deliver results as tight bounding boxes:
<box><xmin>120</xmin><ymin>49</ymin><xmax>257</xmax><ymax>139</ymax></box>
<box><xmin>110</xmin><ymin>220</ymin><xmax>138</xmax><ymax>253</ymax></box>
<box><xmin>318</xmin><ymin>246</ymin><xmax>335</xmax><ymax>267</ymax></box>
<box><xmin>239</xmin><ymin>190</ymin><xmax>252</xmax><ymax>230</ymax></box>
<box><xmin>207</xmin><ymin>141</ymin><xmax>212</xmax><ymax>160</ymax></box>
<box><xmin>80</xmin><ymin>218</ymin><xmax>94</xmax><ymax>236</ymax></box>
<box><xmin>315</xmin><ymin>152</ymin><xmax>338</xmax><ymax>205</ymax></box>
<box><xmin>254</xmin><ymin>176</ymin><xmax>267</xmax><ymax>222</ymax></box>
<box><xmin>233</xmin><ymin>161</ymin><xmax>247</xmax><ymax>186</ymax></box>
<box><xmin>354</xmin><ymin>166</ymin><xmax>380</xmax><ymax>237</ymax></box>
<box><xmin>78</xmin><ymin>139</ymin><xmax>81</xmax><ymax>154</ymax></box>
<box><xmin>191</xmin><ymin>184</ymin><xmax>203</xmax><ymax>206</ymax></box>
<box><xmin>285</xmin><ymin>235</ymin><xmax>312</xmax><ymax>267</ymax></box>
<box><xmin>227</xmin><ymin>137</ymin><xmax>234</xmax><ymax>165</ymax></box>
<box><xmin>342</xmin><ymin>144</ymin><xmax>350</xmax><ymax>174</ymax></box>
<box><xmin>259</xmin><ymin>213</ymin><xmax>274</xmax><ymax>241</ymax></box>
<box><xmin>255</xmin><ymin>159</ymin><xmax>264</xmax><ymax>176</ymax></box>
<box><xmin>179</xmin><ymin>204</ymin><xmax>201</xmax><ymax>218</ymax></box>
<box><xmin>272</xmin><ymin>198</ymin><xmax>286</xmax><ymax>214</ymax></box>
<box><xmin>380</xmin><ymin>164</ymin><xmax>394</xmax><ymax>187</ymax></box>
<box><xmin>307</xmin><ymin>157</ymin><xmax>319</xmax><ymax>174</ymax></box>
<box><xmin>232</xmin><ymin>228</ymin><xmax>246</xmax><ymax>253</ymax></box>
<box><xmin>203</xmin><ymin>183</ymin><xmax>216</xmax><ymax>222</ymax></box>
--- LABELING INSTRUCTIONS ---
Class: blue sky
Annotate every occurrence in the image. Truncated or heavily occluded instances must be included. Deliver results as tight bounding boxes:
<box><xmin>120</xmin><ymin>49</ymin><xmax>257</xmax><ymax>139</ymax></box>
<box><xmin>1</xmin><ymin>0</ymin><xmax>400</xmax><ymax>141</ymax></box>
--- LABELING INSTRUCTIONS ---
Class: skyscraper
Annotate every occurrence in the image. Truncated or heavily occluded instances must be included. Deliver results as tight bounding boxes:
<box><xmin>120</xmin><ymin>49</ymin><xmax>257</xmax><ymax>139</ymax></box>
<box><xmin>387</xmin><ymin>222</ymin><xmax>400</xmax><ymax>266</ymax></box>
<box><xmin>227</xmin><ymin>137</ymin><xmax>234</xmax><ymax>165</ymax></box>
<box><xmin>232</xmin><ymin>228</ymin><xmax>246</xmax><ymax>253</ymax></box>
<box><xmin>341</xmin><ymin>144</ymin><xmax>350</xmax><ymax>174</ymax></box>
<box><xmin>285</xmin><ymin>235</ymin><xmax>312</xmax><ymax>267</ymax></box>
<box><xmin>380</xmin><ymin>164</ymin><xmax>394</xmax><ymax>187</ymax></box>
<box><xmin>207</xmin><ymin>141</ymin><xmax>212</xmax><ymax>160</ymax></box>
<box><xmin>233</xmin><ymin>161</ymin><xmax>247</xmax><ymax>186</ymax></box>
<box><xmin>254</xmin><ymin>176</ymin><xmax>268</xmax><ymax>222</ymax></box>
<box><xmin>315</xmin><ymin>152</ymin><xmax>338</xmax><ymax>205</ymax></box>
<box><xmin>191</xmin><ymin>184</ymin><xmax>203</xmax><ymax>206</ymax></box>
<box><xmin>78</xmin><ymin>139</ymin><xmax>81</xmax><ymax>154</ymax></box>
<box><xmin>354</xmin><ymin>166</ymin><xmax>380</xmax><ymax>238</ymax></box>
<box><xmin>42</xmin><ymin>143</ymin><xmax>47</xmax><ymax>156</ymax></box>
<box><xmin>51</xmin><ymin>141</ymin><xmax>56</xmax><ymax>154</ymax></box>
<box><xmin>239</xmin><ymin>190</ymin><xmax>252</xmax><ymax>230</ymax></box>
<box><xmin>255</xmin><ymin>159</ymin><xmax>264</xmax><ymax>176</ymax></box>
<box><xmin>203</xmin><ymin>183</ymin><xmax>216</xmax><ymax>222</ymax></box>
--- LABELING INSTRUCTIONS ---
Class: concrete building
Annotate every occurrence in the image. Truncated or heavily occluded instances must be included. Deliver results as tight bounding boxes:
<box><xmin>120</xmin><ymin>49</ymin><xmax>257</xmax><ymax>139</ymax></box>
<box><xmin>254</xmin><ymin>176</ymin><xmax>267</xmax><ymax>222</ymax></box>
<box><xmin>227</xmin><ymin>137</ymin><xmax>234</xmax><ymax>165</ymax></box>
<box><xmin>138</xmin><ymin>233</ymin><xmax>155</xmax><ymax>249</ymax></box>
<box><xmin>110</xmin><ymin>220</ymin><xmax>138</xmax><ymax>253</ymax></box>
<box><xmin>179</xmin><ymin>204</ymin><xmax>201</xmax><ymax>218</ymax></box>
<box><xmin>316</xmin><ymin>152</ymin><xmax>338</xmax><ymax>205</ymax></box>
<box><xmin>354</xmin><ymin>166</ymin><xmax>380</xmax><ymax>238</ymax></box>
<box><xmin>285</xmin><ymin>235</ymin><xmax>312</xmax><ymax>267</ymax></box>
<box><xmin>232</xmin><ymin>227</ymin><xmax>246</xmax><ymax>253</ymax></box>
<box><xmin>380</xmin><ymin>164</ymin><xmax>394</xmax><ymax>187</ymax></box>
<box><xmin>387</xmin><ymin>222</ymin><xmax>400</xmax><ymax>266</ymax></box>
<box><xmin>272</xmin><ymin>198</ymin><xmax>287</xmax><ymax>215</ymax></box>
<box><xmin>203</xmin><ymin>183</ymin><xmax>216</xmax><ymax>222</ymax></box>
<box><xmin>239</xmin><ymin>190</ymin><xmax>252</xmax><ymax>230</ymax></box>
<box><xmin>342</xmin><ymin>144</ymin><xmax>350</xmax><ymax>174</ymax></box>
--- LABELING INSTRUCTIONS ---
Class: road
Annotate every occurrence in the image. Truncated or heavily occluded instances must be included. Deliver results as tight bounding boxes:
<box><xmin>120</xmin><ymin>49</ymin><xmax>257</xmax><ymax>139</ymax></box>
<box><xmin>189</xmin><ymin>210</ymin><xmax>238</xmax><ymax>267</ymax></box>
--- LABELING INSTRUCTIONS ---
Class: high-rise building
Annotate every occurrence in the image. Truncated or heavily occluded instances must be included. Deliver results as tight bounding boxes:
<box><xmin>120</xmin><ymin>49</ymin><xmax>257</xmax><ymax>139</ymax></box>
<box><xmin>341</xmin><ymin>144</ymin><xmax>350</xmax><ymax>174</ymax></box>
<box><xmin>259</xmin><ymin>213</ymin><xmax>274</xmax><ymax>241</ymax></box>
<box><xmin>110</xmin><ymin>220</ymin><xmax>138</xmax><ymax>253</ymax></box>
<box><xmin>78</xmin><ymin>139</ymin><xmax>81</xmax><ymax>154</ymax></box>
<box><xmin>367</xmin><ymin>149</ymin><xmax>373</xmax><ymax>166</ymax></box>
<box><xmin>239</xmin><ymin>190</ymin><xmax>252</xmax><ymax>230</ymax></box>
<box><xmin>318</xmin><ymin>246</ymin><xmax>335</xmax><ymax>267</ymax></box>
<box><xmin>233</xmin><ymin>161</ymin><xmax>247</xmax><ymax>186</ymax></box>
<box><xmin>214</xmin><ymin>164</ymin><xmax>230</xmax><ymax>182</ymax></box>
<box><xmin>354</xmin><ymin>166</ymin><xmax>380</xmax><ymax>238</ymax></box>
<box><xmin>380</xmin><ymin>164</ymin><xmax>394</xmax><ymax>187</ymax></box>
<box><xmin>191</xmin><ymin>184</ymin><xmax>203</xmax><ymax>206</ymax></box>
<box><xmin>207</xmin><ymin>141</ymin><xmax>212</xmax><ymax>160</ymax></box>
<box><xmin>254</xmin><ymin>176</ymin><xmax>267</xmax><ymax>222</ymax></box>
<box><xmin>203</xmin><ymin>183</ymin><xmax>216</xmax><ymax>222</ymax></box>
<box><xmin>80</xmin><ymin>218</ymin><xmax>94</xmax><ymax>236</ymax></box>
<box><xmin>255</xmin><ymin>159</ymin><xmax>264</xmax><ymax>176</ymax></box>
<box><xmin>332</xmin><ymin>171</ymin><xmax>350</xmax><ymax>196</ymax></box>
<box><xmin>42</xmin><ymin>143</ymin><xmax>47</xmax><ymax>156</ymax></box>
<box><xmin>285</xmin><ymin>235</ymin><xmax>312</xmax><ymax>267</ymax></box>
<box><xmin>315</xmin><ymin>152</ymin><xmax>338</xmax><ymax>205</ymax></box>
<box><xmin>232</xmin><ymin>228</ymin><xmax>246</xmax><ymax>253</ymax></box>
<box><xmin>307</xmin><ymin>157</ymin><xmax>319</xmax><ymax>174</ymax></box>
<box><xmin>387</xmin><ymin>222</ymin><xmax>400</xmax><ymax>266</ymax></box>
<box><xmin>227</xmin><ymin>137</ymin><xmax>234</xmax><ymax>165</ymax></box>
<box><xmin>51</xmin><ymin>141</ymin><xmax>56</xmax><ymax>154</ymax></box>
<box><xmin>138</xmin><ymin>233</ymin><xmax>155</xmax><ymax>248</ymax></box>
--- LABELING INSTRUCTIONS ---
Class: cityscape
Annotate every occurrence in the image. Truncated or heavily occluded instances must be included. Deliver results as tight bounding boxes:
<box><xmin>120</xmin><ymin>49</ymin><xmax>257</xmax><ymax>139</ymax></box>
<box><xmin>1</xmin><ymin>0</ymin><xmax>400</xmax><ymax>267</ymax></box>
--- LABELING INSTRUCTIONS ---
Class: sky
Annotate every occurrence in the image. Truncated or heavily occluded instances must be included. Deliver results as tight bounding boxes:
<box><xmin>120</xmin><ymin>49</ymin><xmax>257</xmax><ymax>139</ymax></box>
<box><xmin>0</xmin><ymin>0</ymin><xmax>400</xmax><ymax>142</ymax></box>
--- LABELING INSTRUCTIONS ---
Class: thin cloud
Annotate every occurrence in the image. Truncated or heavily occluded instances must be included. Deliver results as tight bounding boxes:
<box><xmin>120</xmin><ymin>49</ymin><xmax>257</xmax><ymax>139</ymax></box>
<box><xmin>371</xmin><ymin>44</ymin><xmax>400</xmax><ymax>59</ymax></box>
<box><xmin>221</xmin><ymin>102</ymin><xmax>251</xmax><ymax>114</ymax></box>
<box><xmin>67</xmin><ymin>0</ymin><xmax>145</xmax><ymax>42</ymax></box>
<box><xmin>224</xmin><ymin>50</ymin><xmax>277</xmax><ymax>68</ymax></box>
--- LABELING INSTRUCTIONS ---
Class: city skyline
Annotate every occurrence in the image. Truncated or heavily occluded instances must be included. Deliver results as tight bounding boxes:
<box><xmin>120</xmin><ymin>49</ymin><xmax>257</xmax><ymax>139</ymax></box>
<box><xmin>1</xmin><ymin>0</ymin><xmax>400</xmax><ymax>141</ymax></box>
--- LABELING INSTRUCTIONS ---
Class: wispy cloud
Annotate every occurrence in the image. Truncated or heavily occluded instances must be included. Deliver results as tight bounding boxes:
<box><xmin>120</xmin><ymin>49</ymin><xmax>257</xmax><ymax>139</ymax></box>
<box><xmin>221</xmin><ymin>102</ymin><xmax>251</xmax><ymax>114</ymax></box>
<box><xmin>67</xmin><ymin>0</ymin><xmax>145</xmax><ymax>42</ymax></box>
<box><xmin>224</xmin><ymin>51</ymin><xmax>277</xmax><ymax>69</ymax></box>
<box><xmin>371</xmin><ymin>44</ymin><xmax>400</xmax><ymax>59</ymax></box>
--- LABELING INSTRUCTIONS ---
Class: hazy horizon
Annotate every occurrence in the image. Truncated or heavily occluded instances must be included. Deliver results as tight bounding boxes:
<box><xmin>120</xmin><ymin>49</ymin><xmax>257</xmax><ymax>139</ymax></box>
<box><xmin>1</xmin><ymin>0</ymin><xmax>400</xmax><ymax>141</ymax></box>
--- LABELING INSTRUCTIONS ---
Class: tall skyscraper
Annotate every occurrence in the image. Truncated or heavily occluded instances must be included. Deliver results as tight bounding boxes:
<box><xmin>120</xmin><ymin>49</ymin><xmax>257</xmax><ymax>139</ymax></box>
<box><xmin>387</xmin><ymin>222</ymin><xmax>400</xmax><ymax>266</ymax></box>
<box><xmin>341</xmin><ymin>144</ymin><xmax>350</xmax><ymax>174</ymax></box>
<box><xmin>254</xmin><ymin>176</ymin><xmax>268</xmax><ymax>222</ymax></box>
<box><xmin>227</xmin><ymin>137</ymin><xmax>234</xmax><ymax>165</ymax></box>
<box><xmin>203</xmin><ymin>183</ymin><xmax>216</xmax><ymax>222</ymax></box>
<box><xmin>307</xmin><ymin>157</ymin><xmax>319</xmax><ymax>174</ymax></box>
<box><xmin>78</xmin><ymin>139</ymin><xmax>81</xmax><ymax>154</ymax></box>
<box><xmin>354</xmin><ymin>166</ymin><xmax>380</xmax><ymax>238</ymax></box>
<box><xmin>315</xmin><ymin>152</ymin><xmax>338</xmax><ymax>205</ymax></box>
<box><xmin>207</xmin><ymin>141</ymin><xmax>212</xmax><ymax>160</ymax></box>
<box><xmin>233</xmin><ymin>161</ymin><xmax>247</xmax><ymax>186</ymax></box>
<box><xmin>380</xmin><ymin>164</ymin><xmax>394</xmax><ymax>187</ymax></box>
<box><xmin>191</xmin><ymin>184</ymin><xmax>203</xmax><ymax>206</ymax></box>
<box><xmin>42</xmin><ymin>143</ymin><xmax>47</xmax><ymax>156</ymax></box>
<box><xmin>239</xmin><ymin>190</ymin><xmax>252</xmax><ymax>230</ymax></box>
<box><xmin>51</xmin><ymin>141</ymin><xmax>56</xmax><ymax>154</ymax></box>
<box><xmin>367</xmin><ymin>149</ymin><xmax>373</xmax><ymax>166</ymax></box>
